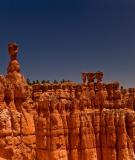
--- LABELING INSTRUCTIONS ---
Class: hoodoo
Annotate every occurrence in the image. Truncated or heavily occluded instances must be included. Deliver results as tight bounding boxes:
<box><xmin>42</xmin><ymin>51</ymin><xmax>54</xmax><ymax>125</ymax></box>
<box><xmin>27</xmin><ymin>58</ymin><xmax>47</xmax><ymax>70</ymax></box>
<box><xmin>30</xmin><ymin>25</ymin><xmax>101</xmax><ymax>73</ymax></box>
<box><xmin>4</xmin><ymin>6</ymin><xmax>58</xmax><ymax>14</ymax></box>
<box><xmin>0</xmin><ymin>43</ymin><xmax>134</xmax><ymax>160</ymax></box>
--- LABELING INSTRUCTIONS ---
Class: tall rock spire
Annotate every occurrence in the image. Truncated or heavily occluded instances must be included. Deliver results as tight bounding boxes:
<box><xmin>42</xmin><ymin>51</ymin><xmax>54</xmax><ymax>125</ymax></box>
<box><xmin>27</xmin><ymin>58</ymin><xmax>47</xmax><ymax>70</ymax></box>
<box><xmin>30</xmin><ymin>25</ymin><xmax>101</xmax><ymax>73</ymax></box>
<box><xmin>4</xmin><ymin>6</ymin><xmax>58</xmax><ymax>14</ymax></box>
<box><xmin>6</xmin><ymin>42</ymin><xmax>27</xmax><ymax>100</ymax></box>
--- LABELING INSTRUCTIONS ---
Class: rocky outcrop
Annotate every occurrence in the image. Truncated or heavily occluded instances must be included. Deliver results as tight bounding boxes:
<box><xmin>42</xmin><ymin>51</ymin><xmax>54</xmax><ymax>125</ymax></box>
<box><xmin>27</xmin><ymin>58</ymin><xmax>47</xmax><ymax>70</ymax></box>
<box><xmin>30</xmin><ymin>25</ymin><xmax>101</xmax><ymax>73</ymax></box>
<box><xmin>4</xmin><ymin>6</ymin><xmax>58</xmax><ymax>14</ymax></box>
<box><xmin>0</xmin><ymin>43</ymin><xmax>135</xmax><ymax>159</ymax></box>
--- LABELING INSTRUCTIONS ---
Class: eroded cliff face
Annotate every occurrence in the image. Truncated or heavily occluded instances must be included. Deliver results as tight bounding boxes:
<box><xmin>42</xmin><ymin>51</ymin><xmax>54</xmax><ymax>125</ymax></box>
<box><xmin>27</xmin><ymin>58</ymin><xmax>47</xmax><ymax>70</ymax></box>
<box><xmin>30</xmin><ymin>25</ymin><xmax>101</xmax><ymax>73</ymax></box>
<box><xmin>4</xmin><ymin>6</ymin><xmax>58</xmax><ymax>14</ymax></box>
<box><xmin>0</xmin><ymin>43</ymin><xmax>135</xmax><ymax>160</ymax></box>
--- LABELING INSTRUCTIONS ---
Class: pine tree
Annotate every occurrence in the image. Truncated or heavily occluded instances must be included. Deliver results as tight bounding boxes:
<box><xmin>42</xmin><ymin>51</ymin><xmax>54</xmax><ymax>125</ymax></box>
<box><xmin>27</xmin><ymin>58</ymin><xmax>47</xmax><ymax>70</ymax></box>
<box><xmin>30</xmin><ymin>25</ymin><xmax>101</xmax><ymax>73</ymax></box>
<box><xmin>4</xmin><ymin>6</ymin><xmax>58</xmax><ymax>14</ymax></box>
<box><xmin>32</xmin><ymin>80</ymin><xmax>35</xmax><ymax>84</ymax></box>
<box><xmin>54</xmin><ymin>80</ymin><xmax>58</xmax><ymax>84</ymax></box>
<box><xmin>26</xmin><ymin>78</ymin><xmax>31</xmax><ymax>85</ymax></box>
<box><xmin>61</xmin><ymin>79</ymin><xmax>65</xmax><ymax>83</ymax></box>
<box><xmin>36</xmin><ymin>80</ymin><xmax>40</xmax><ymax>84</ymax></box>
<box><xmin>41</xmin><ymin>80</ymin><xmax>46</xmax><ymax>84</ymax></box>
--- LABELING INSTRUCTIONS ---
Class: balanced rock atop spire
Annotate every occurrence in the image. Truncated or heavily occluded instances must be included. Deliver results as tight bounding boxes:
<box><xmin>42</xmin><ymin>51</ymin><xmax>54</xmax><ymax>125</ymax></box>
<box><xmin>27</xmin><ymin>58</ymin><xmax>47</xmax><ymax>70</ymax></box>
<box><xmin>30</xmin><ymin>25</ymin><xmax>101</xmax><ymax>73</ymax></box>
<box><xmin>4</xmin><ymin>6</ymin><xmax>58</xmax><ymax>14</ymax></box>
<box><xmin>6</xmin><ymin>43</ymin><xmax>28</xmax><ymax>99</ymax></box>
<box><xmin>7</xmin><ymin>42</ymin><xmax>20</xmax><ymax>74</ymax></box>
<box><xmin>8</xmin><ymin>43</ymin><xmax>19</xmax><ymax>60</ymax></box>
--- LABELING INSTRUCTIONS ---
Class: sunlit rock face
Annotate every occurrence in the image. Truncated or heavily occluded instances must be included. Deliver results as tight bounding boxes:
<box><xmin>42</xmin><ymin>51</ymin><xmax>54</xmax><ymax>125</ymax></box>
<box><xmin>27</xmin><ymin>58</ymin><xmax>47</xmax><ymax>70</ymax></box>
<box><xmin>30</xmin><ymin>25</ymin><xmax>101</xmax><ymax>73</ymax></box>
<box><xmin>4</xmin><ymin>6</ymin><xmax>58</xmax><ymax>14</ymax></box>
<box><xmin>0</xmin><ymin>43</ymin><xmax>135</xmax><ymax>160</ymax></box>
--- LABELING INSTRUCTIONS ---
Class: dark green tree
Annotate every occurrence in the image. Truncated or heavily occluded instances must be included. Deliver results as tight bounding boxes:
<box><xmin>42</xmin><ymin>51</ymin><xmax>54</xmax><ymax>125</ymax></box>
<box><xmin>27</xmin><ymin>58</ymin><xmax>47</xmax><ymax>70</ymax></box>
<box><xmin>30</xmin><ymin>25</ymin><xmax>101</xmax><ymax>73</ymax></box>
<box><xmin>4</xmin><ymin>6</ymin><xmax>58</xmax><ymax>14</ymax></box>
<box><xmin>32</xmin><ymin>80</ymin><xmax>35</xmax><ymax>84</ymax></box>
<box><xmin>121</xmin><ymin>86</ymin><xmax>124</xmax><ymax>91</ymax></box>
<box><xmin>54</xmin><ymin>80</ymin><xmax>58</xmax><ymax>84</ymax></box>
<box><xmin>61</xmin><ymin>79</ymin><xmax>65</xmax><ymax>83</ymax></box>
<box><xmin>26</xmin><ymin>78</ymin><xmax>31</xmax><ymax>85</ymax></box>
<box><xmin>36</xmin><ymin>80</ymin><xmax>40</xmax><ymax>84</ymax></box>
<box><xmin>41</xmin><ymin>80</ymin><xmax>46</xmax><ymax>84</ymax></box>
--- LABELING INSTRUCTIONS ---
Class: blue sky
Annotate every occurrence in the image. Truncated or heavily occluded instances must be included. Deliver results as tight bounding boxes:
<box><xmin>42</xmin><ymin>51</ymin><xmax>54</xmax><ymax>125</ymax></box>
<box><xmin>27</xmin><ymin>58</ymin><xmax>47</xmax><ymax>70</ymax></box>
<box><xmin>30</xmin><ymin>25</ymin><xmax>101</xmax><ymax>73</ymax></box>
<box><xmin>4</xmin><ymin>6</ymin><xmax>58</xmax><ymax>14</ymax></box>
<box><xmin>0</xmin><ymin>0</ymin><xmax>135</xmax><ymax>87</ymax></box>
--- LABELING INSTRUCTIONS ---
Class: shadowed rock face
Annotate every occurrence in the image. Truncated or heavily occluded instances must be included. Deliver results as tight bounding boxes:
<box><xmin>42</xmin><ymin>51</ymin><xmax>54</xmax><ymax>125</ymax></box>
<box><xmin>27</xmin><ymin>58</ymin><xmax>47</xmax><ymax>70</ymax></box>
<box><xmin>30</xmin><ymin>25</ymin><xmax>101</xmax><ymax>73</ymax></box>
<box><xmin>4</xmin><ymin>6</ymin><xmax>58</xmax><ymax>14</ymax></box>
<box><xmin>0</xmin><ymin>43</ymin><xmax>135</xmax><ymax>160</ymax></box>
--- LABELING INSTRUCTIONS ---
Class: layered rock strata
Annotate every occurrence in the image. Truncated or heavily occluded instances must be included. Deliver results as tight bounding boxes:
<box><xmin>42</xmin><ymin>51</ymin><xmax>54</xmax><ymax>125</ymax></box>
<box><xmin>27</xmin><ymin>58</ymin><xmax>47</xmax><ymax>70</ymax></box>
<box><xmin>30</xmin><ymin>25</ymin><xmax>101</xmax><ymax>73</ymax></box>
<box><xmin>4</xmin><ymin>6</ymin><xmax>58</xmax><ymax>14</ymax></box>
<box><xmin>0</xmin><ymin>43</ymin><xmax>135</xmax><ymax>160</ymax></box>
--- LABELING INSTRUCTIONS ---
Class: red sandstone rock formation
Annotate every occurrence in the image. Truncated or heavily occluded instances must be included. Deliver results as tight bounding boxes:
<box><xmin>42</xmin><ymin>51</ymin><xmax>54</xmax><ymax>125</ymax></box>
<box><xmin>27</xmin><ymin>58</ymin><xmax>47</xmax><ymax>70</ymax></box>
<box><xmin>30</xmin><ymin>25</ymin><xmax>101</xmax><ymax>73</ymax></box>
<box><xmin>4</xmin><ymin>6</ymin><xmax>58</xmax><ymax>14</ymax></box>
<box><xmin>0</xmin><ymin>43</ymin><xmax>135</xmax><ymax>160</ymax></box>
